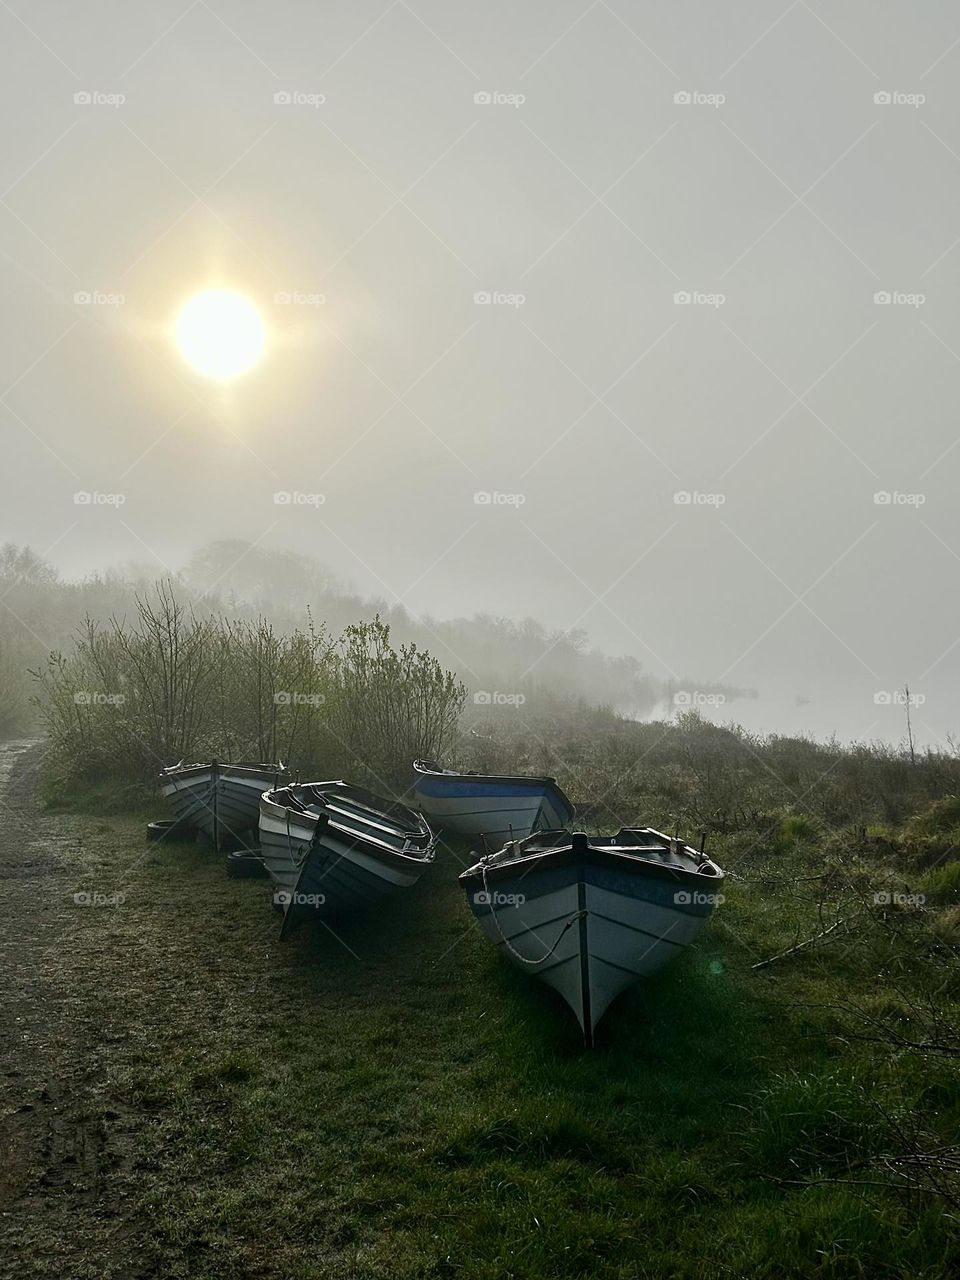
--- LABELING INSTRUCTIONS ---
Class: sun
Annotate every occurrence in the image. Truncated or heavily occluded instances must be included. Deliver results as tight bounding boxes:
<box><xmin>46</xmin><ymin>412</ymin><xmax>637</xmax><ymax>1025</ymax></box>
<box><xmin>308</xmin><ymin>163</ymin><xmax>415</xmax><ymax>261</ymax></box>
<box><xmin>175</xmin><ymin>288</ymin><xmax>265</xmax><ymax>380</ymax></box>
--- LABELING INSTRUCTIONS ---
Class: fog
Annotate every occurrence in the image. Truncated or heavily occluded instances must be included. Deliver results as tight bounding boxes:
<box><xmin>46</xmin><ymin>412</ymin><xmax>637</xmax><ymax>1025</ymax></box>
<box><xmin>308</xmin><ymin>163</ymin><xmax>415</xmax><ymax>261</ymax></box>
<box><xmin>3</xmin><ymin>0</ymin><xmax>959</xmax><ymax>746</ymax></box>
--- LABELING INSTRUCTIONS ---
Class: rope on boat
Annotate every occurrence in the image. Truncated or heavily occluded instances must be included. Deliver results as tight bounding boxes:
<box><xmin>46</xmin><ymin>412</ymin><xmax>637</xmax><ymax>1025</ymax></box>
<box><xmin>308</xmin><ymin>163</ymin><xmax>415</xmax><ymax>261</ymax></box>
<box><xmin>479</xmin><ymin>858</ymin><xmax>585</xmax><ymax>967</ymax></box>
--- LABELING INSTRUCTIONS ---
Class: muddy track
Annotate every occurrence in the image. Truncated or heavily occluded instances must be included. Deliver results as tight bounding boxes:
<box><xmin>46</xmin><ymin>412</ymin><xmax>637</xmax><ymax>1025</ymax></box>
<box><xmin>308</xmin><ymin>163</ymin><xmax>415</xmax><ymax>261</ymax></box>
<box><xmin>0</xmin><ymin>741</ymin><xmax>152</xmax><ymax>1279</ymax></box>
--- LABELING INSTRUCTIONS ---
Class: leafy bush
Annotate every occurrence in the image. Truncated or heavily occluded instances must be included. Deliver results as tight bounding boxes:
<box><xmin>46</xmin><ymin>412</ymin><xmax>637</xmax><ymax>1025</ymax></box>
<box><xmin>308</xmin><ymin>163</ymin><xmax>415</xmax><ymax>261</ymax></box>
<box><xmin>769</xmin><ymin>814</ymin><xmax>821</xmax><ymax>854</ymax></box>
<box><xmin>325</xmin><ymin>617</ymin><xmax>465</xmax><ymax>788</ymax></box>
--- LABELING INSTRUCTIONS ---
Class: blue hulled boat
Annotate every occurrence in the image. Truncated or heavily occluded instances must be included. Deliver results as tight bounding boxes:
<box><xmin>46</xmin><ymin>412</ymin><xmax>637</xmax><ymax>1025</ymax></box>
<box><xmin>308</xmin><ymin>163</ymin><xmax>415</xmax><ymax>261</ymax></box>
<box><xmin>412</xmin><ymin>759</ymin><xmax>573</xmax><ymax>846</ymax></box>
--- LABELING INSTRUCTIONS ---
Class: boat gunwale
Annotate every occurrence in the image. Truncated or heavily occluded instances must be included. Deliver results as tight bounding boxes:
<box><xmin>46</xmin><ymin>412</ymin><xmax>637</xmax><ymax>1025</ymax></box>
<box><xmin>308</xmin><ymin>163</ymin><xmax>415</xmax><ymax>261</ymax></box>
<box><xmin>459</xmin><ymin>833</ymin><xmax>724</xmax><ymax>887</ymax></box>
<box><xmin>413</xmin><ymin>759</ymin><xmax>574</xmax><ymax>807</ymax></box>
<box><xmin>159</xmin><ymin>761</ymin><xmax>287</xmax><ymax>785</ymax></box>
<box><xmin>260</xmin><ymin>786</ymin><xmax>436</xmax><ymax>864</ymax></box>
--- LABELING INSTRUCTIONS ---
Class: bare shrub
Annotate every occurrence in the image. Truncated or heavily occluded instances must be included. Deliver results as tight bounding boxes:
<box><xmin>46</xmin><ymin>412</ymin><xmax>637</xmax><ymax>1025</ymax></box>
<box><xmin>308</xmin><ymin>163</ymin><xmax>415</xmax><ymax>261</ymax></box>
<box><xmin>35</xmin><ymin>593</ymin><xmax>463</xmax><ymax>793</ymax></box>
<box><xmin>33</xmin><ymin>584</ymin><xmax>217</xmax><ymax>781</ymax></box>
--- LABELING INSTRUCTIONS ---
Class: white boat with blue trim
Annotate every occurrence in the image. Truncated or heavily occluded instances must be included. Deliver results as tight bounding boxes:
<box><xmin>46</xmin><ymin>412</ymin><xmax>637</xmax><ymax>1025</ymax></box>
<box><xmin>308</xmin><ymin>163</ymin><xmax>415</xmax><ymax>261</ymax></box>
<box><xmin>413</xmin><ymin>759</ymin><xmax>574</xmax><ymax>846</ymax></box>
<box><xmin>460</xmin><ymin>828</ymin><xmax>724</xmax><ymax>1046</ymax></box>
<box><xmin>159</xmin><ymin>759</ymin><xmax>287</xmax><ymax>850</ymax></box>
<box><xmin>259</xmin><ymin>781</ymin><xmax>436</xmax><ymax>926</ymax></box>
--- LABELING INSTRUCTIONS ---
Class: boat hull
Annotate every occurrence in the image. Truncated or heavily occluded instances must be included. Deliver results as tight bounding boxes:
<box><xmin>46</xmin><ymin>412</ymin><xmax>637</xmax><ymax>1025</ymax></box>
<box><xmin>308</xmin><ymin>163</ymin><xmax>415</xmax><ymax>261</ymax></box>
<box><xmin>461</xmin><ymin>838</ymin><xmax>723</xmax><ymax>1044</ymax></box>
<box><xmin>159</xmin><ymin>762</ymin><xmax>284</xmax><ymax>850</ymax></box>
<box><xmin>413</xmin><ymin>763</ymin><xmax>573</xmax><ymax>845</ymax></box>
<box><xmin>259</xmin><ymin>783</ymin><xmax>435</xmax><ymax>920</ymax></box>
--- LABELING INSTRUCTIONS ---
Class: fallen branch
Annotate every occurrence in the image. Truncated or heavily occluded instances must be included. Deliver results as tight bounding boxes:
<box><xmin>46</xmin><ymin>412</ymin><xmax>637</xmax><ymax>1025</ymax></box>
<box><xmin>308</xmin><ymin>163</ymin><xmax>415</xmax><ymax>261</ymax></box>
<box><xmin>751</xmin><ymin>918</ymin><xmax>851</xmax><ymax>970</ymax></box>
<box><xmin>798</xmin><ymin>998</ymin><xmax>960</xmax><ymax>1059</ymax></box>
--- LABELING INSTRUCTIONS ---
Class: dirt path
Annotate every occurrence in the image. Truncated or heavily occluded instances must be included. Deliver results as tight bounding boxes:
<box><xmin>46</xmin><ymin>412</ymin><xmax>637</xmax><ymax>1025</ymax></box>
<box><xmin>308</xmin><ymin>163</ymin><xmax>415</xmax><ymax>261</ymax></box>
<box><xmin>0</xmin><ymin>741</ymin><xmax>154</xmax><ymax>1279</ymax></box>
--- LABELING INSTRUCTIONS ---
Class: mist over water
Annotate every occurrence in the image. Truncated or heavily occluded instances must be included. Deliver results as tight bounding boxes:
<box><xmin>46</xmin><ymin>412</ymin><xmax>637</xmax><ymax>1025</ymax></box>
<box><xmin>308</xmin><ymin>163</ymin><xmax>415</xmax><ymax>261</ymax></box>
<box><xmin>8</xmin><ymin>536</ymin><xmax>944</xmax><ymax>750</ymax></box>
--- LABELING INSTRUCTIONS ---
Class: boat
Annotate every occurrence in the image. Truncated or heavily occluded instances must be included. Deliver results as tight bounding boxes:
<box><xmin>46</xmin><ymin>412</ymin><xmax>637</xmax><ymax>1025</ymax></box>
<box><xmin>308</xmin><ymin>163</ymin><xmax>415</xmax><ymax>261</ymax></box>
<box><xmin>159</xmin><ymin>759</ymin><xmax>286</xmax><ymax>851</ymax></box>
<box><xmin>412</xmin><ymin>759</ymin><xmax>574</xmax><ymax>846</ymax></box>
<box><xmin>459</xmin><ymin>827</ymin><xmax>725</xmax><ymax>1046</ymax></box>
<box><xmin>259</xmin><ymin>781</ymin><xmax>436</xmax><ymax>926</ymax></box>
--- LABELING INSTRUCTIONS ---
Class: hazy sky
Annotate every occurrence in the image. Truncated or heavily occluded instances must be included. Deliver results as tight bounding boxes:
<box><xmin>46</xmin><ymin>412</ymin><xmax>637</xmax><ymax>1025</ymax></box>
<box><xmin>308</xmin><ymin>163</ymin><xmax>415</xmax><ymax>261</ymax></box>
<box><xmin>3</xmin><ymin>0</ymin><xmax>960</xmax><ymax>745</ymax></box>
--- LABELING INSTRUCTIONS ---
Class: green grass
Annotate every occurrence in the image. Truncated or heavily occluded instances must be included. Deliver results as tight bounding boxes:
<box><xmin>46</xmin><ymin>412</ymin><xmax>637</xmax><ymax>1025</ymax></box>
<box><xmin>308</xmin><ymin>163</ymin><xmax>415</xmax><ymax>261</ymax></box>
<box><xmin>918</xmin><ymin>861</ymin><xmax>960</xmax><ymax>903</ymax></box>
<box><xmin>41</xmin><ymin>800</ymin><xmax>960</xmax><ymax>1280</ymax></box>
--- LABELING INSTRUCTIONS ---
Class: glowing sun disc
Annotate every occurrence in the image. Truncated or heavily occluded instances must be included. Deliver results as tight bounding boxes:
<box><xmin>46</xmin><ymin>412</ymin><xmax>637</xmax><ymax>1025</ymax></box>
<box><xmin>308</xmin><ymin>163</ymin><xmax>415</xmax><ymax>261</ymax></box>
<box><xmin>175</xmin><ymin>289</ymin><xmax>265</xmax><ymax>379</ymax></box>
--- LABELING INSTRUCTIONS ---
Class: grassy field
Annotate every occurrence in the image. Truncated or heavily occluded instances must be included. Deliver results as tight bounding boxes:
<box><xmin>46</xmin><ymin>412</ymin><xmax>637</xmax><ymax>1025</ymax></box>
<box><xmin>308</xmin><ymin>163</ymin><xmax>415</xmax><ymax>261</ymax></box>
<box><xmin>3</xmin><ymin>741</ymin><xmax>959</xmax><ymax>1279</ymax></box>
